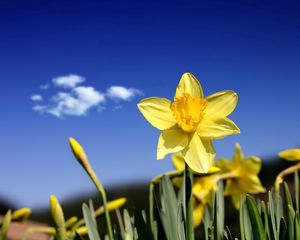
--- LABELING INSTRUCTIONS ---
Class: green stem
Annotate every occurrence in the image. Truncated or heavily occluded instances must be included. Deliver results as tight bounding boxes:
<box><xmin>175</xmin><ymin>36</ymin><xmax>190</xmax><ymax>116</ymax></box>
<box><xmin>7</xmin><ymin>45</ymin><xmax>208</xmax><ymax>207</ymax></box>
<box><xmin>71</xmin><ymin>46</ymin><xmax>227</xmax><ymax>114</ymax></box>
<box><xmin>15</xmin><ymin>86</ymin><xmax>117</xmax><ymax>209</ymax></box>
<box><xmin>21</xmin><ymin>227</ymin><xmax>56</xmax><ymax>240</ymax></box>
<box><xmin>185</xmin><ymin>163</ymin><xmax>194</xmax><ymax>240</ymax></box>
<box><xmin>275</xmin><ymin>162</ymin><xmax>300</xmax><ymax>189</ymax></box>
<box><xmin>149</xmin><ymin>182</ymin><xmax>155</xmax><ymax>235</ymax></box>
<box><xmin>89</xmin><ymin>169</ymin><xmax>114</xmax><ymax>240</ymax></box>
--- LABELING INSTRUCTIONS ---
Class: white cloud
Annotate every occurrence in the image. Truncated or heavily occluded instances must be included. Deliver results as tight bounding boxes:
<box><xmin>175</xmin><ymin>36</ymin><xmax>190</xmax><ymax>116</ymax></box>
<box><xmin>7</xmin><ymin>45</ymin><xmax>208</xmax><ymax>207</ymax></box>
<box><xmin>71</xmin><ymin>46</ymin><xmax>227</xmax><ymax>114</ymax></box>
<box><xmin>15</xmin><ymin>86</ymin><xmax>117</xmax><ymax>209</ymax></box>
<box><xmin>32</xmin><ymin>74</ymin><xmax>143</xmax><ymax>118</ymax></box>
<box><xmin>34</xmin><ymin>86</ymin><xmax>105</xmax><ymax>117</ymax></box>
<box><xmin>40</xmin><ymin>83</ymin><xmax>50</xmax><ymax>90</ymax></box>
<box><xmin>106</xmin><ymin>86</ymin><xmax>143</xmax><ymax>101</ymax></box>
<box><xmin>31</xmin><ymin>94</ymin><xmax>43</xmax><ymax>101</ymax></box>
<box><xmin>52</xmin><ymin>74</ymin><xmax>85</xmax><ymax>88</ymax></box>
<box><xmin>33</xmin><ymin>105</ymin><xmax>48</xmax><ymax>112</ymax></box>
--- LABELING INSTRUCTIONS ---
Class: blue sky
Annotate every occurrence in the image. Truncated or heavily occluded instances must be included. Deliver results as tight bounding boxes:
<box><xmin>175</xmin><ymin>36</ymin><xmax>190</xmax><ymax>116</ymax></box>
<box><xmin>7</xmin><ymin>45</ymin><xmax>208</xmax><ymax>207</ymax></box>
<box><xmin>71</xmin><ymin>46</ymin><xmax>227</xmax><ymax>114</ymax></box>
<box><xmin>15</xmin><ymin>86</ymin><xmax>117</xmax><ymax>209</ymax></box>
<box><xmin>0</xmin><ymin>0</ymin><xmax>300</xmax><ymax>208</ymax></box>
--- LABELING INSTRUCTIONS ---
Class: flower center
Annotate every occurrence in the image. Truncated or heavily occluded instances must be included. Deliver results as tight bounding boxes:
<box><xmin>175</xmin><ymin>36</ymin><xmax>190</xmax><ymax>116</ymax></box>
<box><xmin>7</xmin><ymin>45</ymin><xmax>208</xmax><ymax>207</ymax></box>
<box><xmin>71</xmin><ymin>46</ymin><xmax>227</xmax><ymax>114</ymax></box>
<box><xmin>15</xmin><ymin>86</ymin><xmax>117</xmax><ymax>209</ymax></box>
<box><xmin>171</xmin><ymin>93</ymin><xmax>207</xmax><ymax>132</ymax></box>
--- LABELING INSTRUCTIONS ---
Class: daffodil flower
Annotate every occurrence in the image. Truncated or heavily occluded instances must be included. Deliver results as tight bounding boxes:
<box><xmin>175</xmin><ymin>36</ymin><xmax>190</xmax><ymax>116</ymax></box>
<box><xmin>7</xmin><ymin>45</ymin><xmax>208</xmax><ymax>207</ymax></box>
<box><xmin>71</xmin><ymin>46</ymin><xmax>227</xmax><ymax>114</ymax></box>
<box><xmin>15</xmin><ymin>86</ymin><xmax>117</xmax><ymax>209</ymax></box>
<box><xmin>275</xmin><ymin>148</ymin><xmax>300</xmax><ymax>189</ymax></box>
<box><xmin>279</xmin><ymin>148</ymin><xmax>300</xmax><ymax>161</ymax></box>
<box><xmin>138</xmin><ymin>73</ymin><xmax>239</xmax><ymax>173</ymax></box>
<box><xmin>216</xmin><ymin>143</ymin><xmax>265</xmax><ymax>209</ymax></box>
<box><xmin>172</xmin><ymin>153</ymin><xmax>218</xmax><ymax>226</ymax></box>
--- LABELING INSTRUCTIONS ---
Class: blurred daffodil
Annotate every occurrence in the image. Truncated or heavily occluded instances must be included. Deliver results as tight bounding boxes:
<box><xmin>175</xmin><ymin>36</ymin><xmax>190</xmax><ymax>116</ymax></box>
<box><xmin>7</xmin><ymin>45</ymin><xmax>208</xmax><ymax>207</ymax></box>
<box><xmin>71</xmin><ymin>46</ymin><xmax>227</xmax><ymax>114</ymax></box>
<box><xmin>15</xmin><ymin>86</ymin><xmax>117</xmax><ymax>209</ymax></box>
<box><xmin>275</xmin><ymin>148</ymin><xmax>300</xmax><ymax>189</ymax></box>
<box><xmin>279</xmin><ymin>148</ymin><xmax>300</xmax><ymax>161</ymax></box>
<box><xmin>216</xmin><ymin>143</ymin><xmax>265</xmax><ymax>209</ymax></box>
<box><xmin>172</xmin><ymin>153</ymin><xmax>219</xmax><ymax>226</ymax></box>
<box><xmin>138</xmin><ymin>73</ymin><xmax>239</xmax><ymax>173</ymax></box>
<box><xmin>12</xmin><ymin>208</ymin><xmax>31</xmax><ymax>222</ymax></box>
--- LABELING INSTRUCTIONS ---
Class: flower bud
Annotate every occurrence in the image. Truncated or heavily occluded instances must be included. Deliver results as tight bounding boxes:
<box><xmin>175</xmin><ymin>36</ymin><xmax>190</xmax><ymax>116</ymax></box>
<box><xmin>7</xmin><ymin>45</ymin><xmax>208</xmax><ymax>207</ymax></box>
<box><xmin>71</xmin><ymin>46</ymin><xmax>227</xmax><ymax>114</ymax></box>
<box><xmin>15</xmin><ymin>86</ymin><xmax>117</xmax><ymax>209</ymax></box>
<box><xmin>50</xmin><ymin>195</ymin><xmax>66</xmax><ymax>231</ymax></box>
<box><xmin>12</xmin><ymin>208</ymin><xmax>31</xmax><ymax>222</ymax></box>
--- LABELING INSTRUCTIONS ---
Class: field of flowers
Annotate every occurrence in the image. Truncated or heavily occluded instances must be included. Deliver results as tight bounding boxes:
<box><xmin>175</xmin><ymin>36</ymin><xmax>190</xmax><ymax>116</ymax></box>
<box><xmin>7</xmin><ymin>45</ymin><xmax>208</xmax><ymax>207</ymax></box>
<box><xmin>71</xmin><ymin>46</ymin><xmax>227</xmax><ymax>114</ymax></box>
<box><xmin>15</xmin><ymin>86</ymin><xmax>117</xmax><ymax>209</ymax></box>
<box><xmin>1</xmin><ymin>73</ymin><xmax>300</xmax><ymax>240</ymax></box>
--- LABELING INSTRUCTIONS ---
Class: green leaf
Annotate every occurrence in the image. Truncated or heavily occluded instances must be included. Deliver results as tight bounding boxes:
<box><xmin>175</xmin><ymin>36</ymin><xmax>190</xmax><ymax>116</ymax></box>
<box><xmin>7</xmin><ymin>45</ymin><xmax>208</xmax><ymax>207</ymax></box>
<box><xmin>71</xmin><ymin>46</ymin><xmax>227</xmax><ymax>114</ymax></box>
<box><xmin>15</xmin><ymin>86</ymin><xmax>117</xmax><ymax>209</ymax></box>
<box><xmin>241</xmin><ymin>198</ymin><xmax>252</xmax><ymax>240</ymax></box>
<box><xmin>279</xmin><ymin>217</ymin><xmax>287</xmax><ymax>240</ymax></box>
<box><xmin>246</xmin><ymin>195</ymin><xmax>266</xmax><ymax>240</ymax></box>
<box><xmin>294</xmin><ymin>212</ymin><xmax>300</xmax><ymax>240</ymax></box>
<box><xmin>177</xmin><ymin>203</ymin><xmax>185</xmax><ymax>240</ymax></box>
<box><xmin>295</xmin><ymin>171</ymin><xmax>299</xmax><ymax>213</ymax></box>
<box><xmin>159</xmin><ymin>175</ymin><xmax>180</xmax><ymax>240</ymax></box>
<box><xmin>224</xmin><ymin>226</ymin><xmax>234</xmax><ymax>240</ymax></box>
<box><xmin>134</xmin><ymin>210</ymin><xmax>153</xmax><ymax>240</ymax></box>
<box><xmin>284</xmin><ymin>182</ymin><xmax>293</xmax><ymax>210</ymax></box>
<box><xmin>214</xmin><ymin>182</ymin><xmax>224</xmax><ymax>240</ymax></box>
<box><xmin>287</xmin><ymin>204</ymin><xmax>295</xmax><ymax>240</ymax></box>
<box><xmin>124</xmin><ymin>209</ymin><xmax>133</xmax><ymax>240</ymax></box>
<box><xmin>260</xmin><ymin>201</ymin><xmax>270</xmax><ymax>239</ymax></box>
<box><xmin>82</xmin><ymin>203</ymin><xmax>101</xmax><ymax>240</ymax></box>
<box><xmin>116</xmin><ymin>208</ymin><xmax>125</xmax><ymax>239</ymax></box>
<box><xmin>153</xmin><ymin>194</ymin><xmax>167</xmax><ymax>240</ymax></box>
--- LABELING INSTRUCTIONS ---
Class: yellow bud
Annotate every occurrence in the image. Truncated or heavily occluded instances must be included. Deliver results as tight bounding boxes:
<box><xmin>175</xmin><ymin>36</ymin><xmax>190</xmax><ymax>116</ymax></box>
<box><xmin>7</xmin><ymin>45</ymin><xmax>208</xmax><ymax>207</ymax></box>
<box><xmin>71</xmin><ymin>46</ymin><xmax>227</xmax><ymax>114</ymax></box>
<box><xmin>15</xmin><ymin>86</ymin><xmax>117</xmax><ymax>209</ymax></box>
<box><xmin>107</xmin><ymin>197</ymin><xmax>127</xmax><ymax>211</ymax></box>
<box><xmin>12</xmin><ymin>208</ymin><xmax>31</xmax><ymax>222</ymax></box>
<box><xmin>65</xmin><ymin>216</ymin><xmax>78</xmax><ymax>229</ymax></box>
<box><xmin>95</xmin><ymin>198</ymin><xmax>127</xmax><ymax>217</ymax></box>
<box><xmin>50</xmin><ymin>195</ymin><xmax>66</xmax><ymax>229</ymax></box>
<box><xmin>69</xmin><ymin>138</ymin><xmax>91</xmax><ymax>171</ymax></box>
<box><xmin>0</xmin><ymin>209</ymin><xmax>12</xmax><ymax>236</ymax></box>
<box><xmin>76</xmin><ymin>226</ymin><xmax>88</xmax><ymax>235</ymax></box>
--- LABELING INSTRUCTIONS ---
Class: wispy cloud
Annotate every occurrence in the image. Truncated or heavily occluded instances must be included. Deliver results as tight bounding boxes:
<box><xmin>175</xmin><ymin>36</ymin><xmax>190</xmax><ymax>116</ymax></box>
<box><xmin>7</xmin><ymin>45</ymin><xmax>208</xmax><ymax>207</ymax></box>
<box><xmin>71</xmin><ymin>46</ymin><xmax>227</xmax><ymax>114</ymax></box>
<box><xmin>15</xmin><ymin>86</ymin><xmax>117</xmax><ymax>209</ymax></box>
<box><xmin>31</xmin><ymin>94</ymin><xmax>43</xmax><ymax>101</ymax></box>
<box><xmin>107</xmin><ymin>86</ymin><xmax>143</xmax><ymax>101</ymax></box>
<box><xmin>32</xmin><ymin>74</ymin><xmax>142</xmax><ymax>118</ymax></box>
<box><xmin>52</xmin><ymin>74</ymin><xmax>85</xmax><ymax>89</ymax></box>
<box><xmin>40</xmin><ymin>83</ymin><xmax>50</xmax><ymax>90</ymax></box>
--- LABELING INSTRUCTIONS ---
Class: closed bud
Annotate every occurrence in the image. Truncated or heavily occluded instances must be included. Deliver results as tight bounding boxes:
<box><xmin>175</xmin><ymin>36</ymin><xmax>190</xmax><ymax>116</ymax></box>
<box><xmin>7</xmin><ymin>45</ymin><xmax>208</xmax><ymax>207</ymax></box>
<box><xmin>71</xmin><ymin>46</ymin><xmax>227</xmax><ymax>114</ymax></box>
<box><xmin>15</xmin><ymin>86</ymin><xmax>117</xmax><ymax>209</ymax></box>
<box><xmin>12</xmin><ymin>208</ymin><xmax>31</xmax><ymax>222</ymax></box>
<box><xmin>69</xmin><ymin>138</ymin><xmax>91</xmax><ymax>172</ymax></box>
<box><xmin>50</xmin><ymin>195</ymin><xmax>66</xmax><ymax>230</ymax></box>
<box><xmin>65</xmin><ymin>216</ymin><xmax>78</xmax><ymax>229</ymax></box>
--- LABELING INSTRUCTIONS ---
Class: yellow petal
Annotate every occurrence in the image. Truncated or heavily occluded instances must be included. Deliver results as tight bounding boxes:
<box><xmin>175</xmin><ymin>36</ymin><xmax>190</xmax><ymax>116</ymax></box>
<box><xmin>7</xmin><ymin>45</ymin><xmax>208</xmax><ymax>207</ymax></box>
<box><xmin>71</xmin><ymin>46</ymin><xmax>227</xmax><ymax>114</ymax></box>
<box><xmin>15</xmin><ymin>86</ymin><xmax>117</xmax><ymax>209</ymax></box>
<box><xmin>175</xmin><ymin>73</ymin><xmax>204</xmax><ymax>98</ymax></box>
<box><xmin>224</xmin><ymin>179</ymin><xmax>239</xmax><ymax>196</ymax></box>
<box><xmin>137</xmin><ymin>97</ymin><xmax>177</xmax><ymax>130</ymax></box>
<box><xmin>183</xmin><ymin>134</ymin><xmax>215</xmax><ymax>173</ymax></box>
<box><xmin>238</xmin><ymin>175</ymin><xmax>266</xmax><ymax>194</ymax></box>
<box><xmin>239</xmin><ymin>156</ymin><xmax>262</xmax><ymax>175</ymax></box>
<box><xmin>207</xmin><ymin>166</ymin><xmax>221</xmax><ymax>174</ymax></box>
<box><xmin>232</xmin><ymin>143</ymin><xmax>243</xmax><ymax>165</ymax></box>
<box><xmin>279</xmin><ymin>148</ymin><xmax>300</xmax><ymax>161</ymax></box>
<box><xmin>204</xmin><ymin>90</ymin><xmax>238</xmax><ymax>119</ymax></box>
<box><xmin>231</xmin><ymin>193</ymin><xmax>245</xmax><ymax>209</ymax></box>
<box><xmin>172</xmin><ymin>153</ymin><xmax>185</xmax><ymax>171</ymax></box>
<box><xmin>198</xmin><ymin>117</ymin><xmax>240</xmax><ymax>139</ymax></box>
<box><xmin>157</xmin><ymin>129</ymin><xmax>189</xmax><ymax>159</ymax></box>
<box><xmin>215</xmin><ymin>158</ymin><xmax>231</xmax><ymax>173</ymax></box>
<box><xmin>193</xmin><ymin>203</ymin><xmax>205</xmax><ymax>227</ymax></box>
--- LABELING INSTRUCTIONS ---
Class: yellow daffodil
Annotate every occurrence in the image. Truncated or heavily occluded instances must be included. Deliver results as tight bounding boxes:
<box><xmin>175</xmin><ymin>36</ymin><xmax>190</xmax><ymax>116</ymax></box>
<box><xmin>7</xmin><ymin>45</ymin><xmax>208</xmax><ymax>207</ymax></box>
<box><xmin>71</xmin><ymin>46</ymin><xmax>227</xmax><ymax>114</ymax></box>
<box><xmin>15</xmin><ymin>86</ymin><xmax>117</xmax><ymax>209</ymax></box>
<box><xmin>172</xmin><ymin>153</ymin><xmax>218</xmax><ymax>226</ymax></box>
<box><xmin>279</xmin><ymin>148</ymin><xmax>300</xmax><ymax>161</ymax></box>
<box><xmin>138</xmin><ymin>73</ymin><xmax>239</xmax><ymax>173</ymax></box>
<box><xmin>216</xmin><ymin>143</ymin><xmax>265</xmax><ymax>209</ymax></box>
<box><xmin>275</xmin><ymin>148</ymin><xmax>300</xmax><ymax>189</ymax></box>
